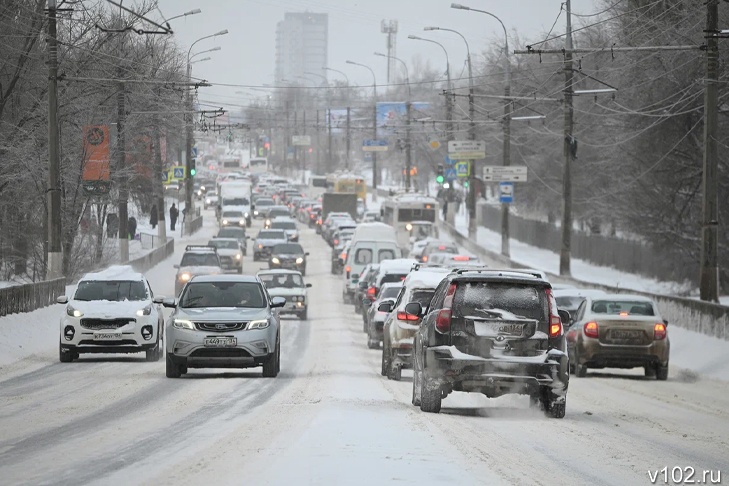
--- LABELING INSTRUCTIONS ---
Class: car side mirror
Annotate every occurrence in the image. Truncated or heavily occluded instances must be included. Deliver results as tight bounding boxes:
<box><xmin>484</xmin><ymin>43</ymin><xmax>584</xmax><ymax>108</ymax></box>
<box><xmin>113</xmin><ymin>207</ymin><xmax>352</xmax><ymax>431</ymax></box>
<box><xmin>271</xmin><ymin>296</ymin><xmax>286</xmax><ymax>308</ymax></box>
<box><xmin>56</xmin><ymin>296</ymin><xmax>68</xmax><ymax>304</ymax></box>
<box><xmin>404</xmin><ymin>302</ymin><xmax>423</xmax><ymax>317</ymax></box>
<box><xmin>153</xmin><ymin>297</ymin><xmax>164</xmax><ymax>304</ymax></box>
<box><xmin>663</xmin><ymin>319</ymin><xmax>669</xmax><ymax>327</ymax></box>
<box><xmin>305</xmin><ymin>252</ymin><xmax>310</xmax><ymax>256</ymax></box>
<box><xmin>173</xmin><ymin>264</ymin><xmax>180</xmax><ymax>269</ymax></box>
<box><xmin>377</xmin><ymin>301</ymin><xmax>394</xmax><ymax>313</ymax></box>
<box><xmin>162</xmin><ymin>298</ymin><xmax>177</xmax><ymax>308</ymax></box>
<box><xmin>306</xmin><ymin>283</ymin><xmax>312</xmax><ymax>288</ymax></box>
<box><xmin>363</xmin><ymin>298</ymin><xmax>373</xmax><ymax>307</ymax></box>
<box><xmin>558</xmin><ymin>309</ymin><xmax>571</xmax><ymax>326</ymax></box>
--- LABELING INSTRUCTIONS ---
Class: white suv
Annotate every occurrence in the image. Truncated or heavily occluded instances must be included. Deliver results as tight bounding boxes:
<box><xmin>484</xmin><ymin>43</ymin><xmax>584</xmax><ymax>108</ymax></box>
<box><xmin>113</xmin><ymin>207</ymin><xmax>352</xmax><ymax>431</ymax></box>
<box><xmin>57</xmin><ymin>266</ymin><xmax>164</xmax><ymax>363</ymax></box>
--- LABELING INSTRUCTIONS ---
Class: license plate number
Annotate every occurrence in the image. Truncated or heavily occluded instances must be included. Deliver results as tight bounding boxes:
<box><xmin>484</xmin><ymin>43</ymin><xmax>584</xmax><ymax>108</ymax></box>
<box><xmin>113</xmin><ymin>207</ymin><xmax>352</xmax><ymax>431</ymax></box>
<box><xmin>204</xmin><ymin>337</ymin><xmax>237</xmax><ymax>347</ymax></box>
<box><xmin>611</xmin><ymin>330</ymin><xmax>642</xmax><ymax>339</ymax></box>
<box><xmin>94</xmin><ymin>332</ymin><xmax>121</xmax><ymax>341</ymax></box>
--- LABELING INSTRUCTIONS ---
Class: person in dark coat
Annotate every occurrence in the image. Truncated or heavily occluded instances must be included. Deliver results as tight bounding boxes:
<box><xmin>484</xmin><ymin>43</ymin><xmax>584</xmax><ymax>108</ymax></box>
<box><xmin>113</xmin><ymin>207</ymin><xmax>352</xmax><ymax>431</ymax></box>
<box><xmin>150</xmin><ymin>204</ymin><xmax>158</xmax><ymax>229</ymax></box>
<box><xmin>107</xmin><ymin>213</ymin><xmax>119</xmax><ymax>238</ymax></box>
<box><xmin>128</xmin><ymin>216</ymin><xmax>137</xmax><ymax>240</ymax></box>
<box><xmin>170</xmin><ymin>204</ymin><xmax>179</xmax><ymax>230</ymax></box>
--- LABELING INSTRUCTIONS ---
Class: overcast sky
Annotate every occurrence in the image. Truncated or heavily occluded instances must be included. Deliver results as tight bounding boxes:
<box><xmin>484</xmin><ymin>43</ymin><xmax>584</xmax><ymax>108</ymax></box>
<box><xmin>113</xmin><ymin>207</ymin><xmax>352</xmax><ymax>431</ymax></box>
<box><xmin>154</xmin><ymin>0</ymin><xmax>600</xmax><ymax>110</ymax></box>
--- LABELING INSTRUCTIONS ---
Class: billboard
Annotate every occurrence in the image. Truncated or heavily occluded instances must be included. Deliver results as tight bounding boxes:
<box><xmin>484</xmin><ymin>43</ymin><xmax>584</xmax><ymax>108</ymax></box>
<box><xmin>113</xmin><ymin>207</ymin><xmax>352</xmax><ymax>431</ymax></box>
<box><xmin>82</xmin><ymin>125</ymin><xmax>111</xmax><ymax>181</ymax></box>
<box><xmin>376</xmin><ymin>102</ymin><xmax>431</xmax><ymax>135</ymax></box>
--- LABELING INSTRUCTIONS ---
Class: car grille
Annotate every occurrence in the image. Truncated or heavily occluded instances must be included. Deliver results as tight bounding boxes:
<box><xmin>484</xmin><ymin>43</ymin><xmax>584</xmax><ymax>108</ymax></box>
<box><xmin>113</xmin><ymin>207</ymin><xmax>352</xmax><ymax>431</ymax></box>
<box><xmin>194</xmin><ymin>322</ymin><xmax>247</xmax><ymax>332</ymax></box>
<box><xmin>189</xmin><ymin>348</ymin><xmax>252</xmax><ymax>358</ymax></box>
<box><xmin>80</xmin><ymin>318</ymin><xmax>135</xmax><ymax>330</ymax></box>
<box><xmin>219</xmin><ymin>256</ymin><xmax>233</xmax><ymax>264</ymax></box>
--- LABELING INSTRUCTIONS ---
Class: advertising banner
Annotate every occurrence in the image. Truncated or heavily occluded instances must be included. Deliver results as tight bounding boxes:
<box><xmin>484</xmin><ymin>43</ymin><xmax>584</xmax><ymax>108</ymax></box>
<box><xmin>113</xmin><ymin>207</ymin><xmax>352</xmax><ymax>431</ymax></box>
<box><xmin>82</xmin><ymin>125</ymin><xmax>110</xmax><ymax>181</ymax></box>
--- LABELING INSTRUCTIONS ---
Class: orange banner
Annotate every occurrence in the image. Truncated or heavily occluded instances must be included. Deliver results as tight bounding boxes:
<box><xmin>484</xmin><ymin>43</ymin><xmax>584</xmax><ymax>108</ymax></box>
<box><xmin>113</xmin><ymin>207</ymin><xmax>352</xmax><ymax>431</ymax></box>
<box><xmin>82</xmin><ymin>125</ymin><xmax>110</xmax><ymax>181</ymax></box>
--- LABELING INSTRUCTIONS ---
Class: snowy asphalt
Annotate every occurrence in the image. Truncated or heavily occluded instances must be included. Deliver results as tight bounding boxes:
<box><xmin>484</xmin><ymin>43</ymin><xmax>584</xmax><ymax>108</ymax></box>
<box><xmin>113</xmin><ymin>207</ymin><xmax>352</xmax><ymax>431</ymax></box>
<box><xmin>0</xmin><ymin>209</ymin><xmax>728</xmax><ymax>485</ymax></box>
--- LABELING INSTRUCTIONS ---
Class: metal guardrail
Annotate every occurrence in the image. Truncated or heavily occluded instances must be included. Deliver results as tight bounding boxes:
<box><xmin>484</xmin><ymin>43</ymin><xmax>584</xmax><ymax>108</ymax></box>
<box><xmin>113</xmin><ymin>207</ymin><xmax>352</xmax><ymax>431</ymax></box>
<box><xmin>183</xmin><ymin>215</ymin><xmax>203</xmax><ymax>236</ymax></box>
<box><xmin>127</xmin><ymin>237</ymin><xmax>175</xmax><ymax>274</ymax></box>
<box><xmin>0</xmin><ymin>277</ymin><xmax>67</xmax><ymax>317</ymax></box>
<box><xmin>439</xmin><ymin>220</ymin><xmax>729</xmax><ymax>341</ymax></box>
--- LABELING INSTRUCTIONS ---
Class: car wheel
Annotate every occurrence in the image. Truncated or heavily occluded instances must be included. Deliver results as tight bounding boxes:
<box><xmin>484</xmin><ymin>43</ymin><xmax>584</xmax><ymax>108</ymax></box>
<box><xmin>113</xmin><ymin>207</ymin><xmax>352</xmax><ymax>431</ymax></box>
<box><xmin>412</xmin><ymin>367</ymin><xmax>422</xmax><ymax>406</ymax></box>
<box><xmin>262</xmin><ymin>335</ymin><xmax>280</xmax><ymax>378</ymax></box>
<box><xmin>367</xmin><ymin>338</ymin><xmax>379</xmax><ymax>349</ymax></box>
<box><xmin>419</xmin><ymin>378</ymin><xmax>442</xmax><ymax>413</ymax></box>
<box><xmin>166</xmin><ymin>353</ymin><xmax>181</xmax><ymax>378</ymax></box>
<box><xmin>363</xmin><ymin>319</ymin><xmax>368</xmax><ymax>333</ymax></box>
<box><xmin>655</xmin><ymin>362</ymin><xmax>669</xmax><ymax>381</ymax></box>
<box><xmin>644</xmin><ymin>365</ymin><xmax>656</xmax><ymax>378</ymax></box>
<box><xmin>548</xmin><ymin>398</ymin><xmax>567</xmax><ymax>419</ymax></box>
<box><xmin>388</xmin><ymin>362</ymin><xmax>402</xmax><ymax>381</ymax></box>
<box><xmin>381</xmin><ymin>343</ymin><xmax>390</xmax><ymax>376</ymax></box>
<box><xmin>59</xmin><ymin>343</ymin><xmax>74</xmax><ymax>363</ymax></box>
<box><xmin>575</xmin><ymin>348</ymin><xmax>587</xmax><ymax>378</ymax></box>
<box><xmin>146</xmin><ymin>340</ymin><xmax>161</xmax><ymax>362</ymax></box>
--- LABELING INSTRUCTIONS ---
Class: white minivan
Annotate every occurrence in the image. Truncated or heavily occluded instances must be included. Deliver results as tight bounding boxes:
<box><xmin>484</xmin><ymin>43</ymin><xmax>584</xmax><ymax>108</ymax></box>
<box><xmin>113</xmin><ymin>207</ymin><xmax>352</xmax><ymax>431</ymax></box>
<box><xmin>343</xmin><ymin>223</ymin><xmax>401</xmax><ymax>303</ymax></box>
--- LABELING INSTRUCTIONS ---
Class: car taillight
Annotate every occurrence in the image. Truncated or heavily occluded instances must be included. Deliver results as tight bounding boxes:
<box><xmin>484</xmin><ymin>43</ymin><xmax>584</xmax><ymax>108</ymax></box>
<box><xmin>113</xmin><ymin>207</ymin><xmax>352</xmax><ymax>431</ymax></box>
<box><xmin>438</xmin><ymin>245</ymin><xmax>447</xmax><ymax>250</ymax></box>
<box><xmin>436</xmin><ymin>283</ymin><xmax>457</xmax><ymax>333</ymax></box>
<box><xmin>422</xmin><ymin>255</ymin><xmax>428</xmax><ymax>262</ymax></box>
<box><xmin>367</xmin><ymin>286</ymin><xmax>376</xmax><ymax>296</ymax></box>
<box><xmin>334</xmin><ymin>239</ymin><xmax>339</xmax><ymax>245</ymax></box>
<box><xmin>653</xmin><ymin>323</ymin><xmax>667</xmax><ymax>340</ymax></box>
<box><xmin>545</xmin><ymin>288</ymin><xmax>563</xmax><ymax>338</ymax></box>
<box><xmin>584</xmin><ymin>321</ymin><xmax>599</xmax><ymax>338</ymax></box>
<box><xmin>452</xmin><ymin>255</ymin><xmax>471</xmax><ymax>261</ymax></box>
<box><xmin>397</xmin><ymin>311</ymin><xmax>419</xmax><ymax>321</ymax></box>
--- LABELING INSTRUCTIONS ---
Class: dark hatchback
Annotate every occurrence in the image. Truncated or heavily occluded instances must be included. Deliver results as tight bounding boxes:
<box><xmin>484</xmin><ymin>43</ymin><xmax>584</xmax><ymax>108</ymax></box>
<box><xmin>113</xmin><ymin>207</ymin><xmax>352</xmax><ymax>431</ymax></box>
<box><xmin>269</xmin><ymin>243</ymin><xmax>309</xmax><ymax>276</ymax></box>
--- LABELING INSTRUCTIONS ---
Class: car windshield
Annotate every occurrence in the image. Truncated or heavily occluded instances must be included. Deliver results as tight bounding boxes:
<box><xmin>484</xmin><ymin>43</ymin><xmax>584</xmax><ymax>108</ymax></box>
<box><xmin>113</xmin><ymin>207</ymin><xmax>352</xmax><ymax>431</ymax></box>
<box><xmin>218</xmin><ymin>228</ymin><xmax>245</xmax><ymax>238</ymax></box>
<box><xmin>258</xmin><ymin>231</ymin><xmax>286</xmax><ymax>239</ymax></box>
<box><xmin>272</xmin><ymin>243</ymin><xmax>303</xmax><ymax>254</ymax></box>
<box><xmin>180</xmin><ymin>253</ymin><xmax>219</xmax><ymax>267</ymax></box>
<box><xmin>223</xmin><ymin>211</ymin><xmax>243</xmax><ymax>217</ymax></box>
<box><xmin>180</xmin><ymin>281</ymin><xmax>266</xmax><ymax>308</ymax></box>
<box><xmin>256</xmin><ymin>199</ymin><xmax>274</xmax><ymax>207</ymax></box>
<box><xmin>271</xmin><ymin>221</ymin><xmax>297</xmax><ymax>230</ymax></box>
<box><xmin>454</xmin><ymin>282</ymin><xmax>548</xmax><ymax>323</ymax></box>
<box><xmin>381</xmin><ymin>273</ymin><xmax>408</xmax><ymax>285</ymax></box>
<box><xmin>208</xmin><ymin>240</ymin><xmax>239</xmax><ymax>250</ymax></box>
<box><xmin>259</xmin><ymin>273</ymin><xmax>304</xmax><ymax>289</ymax></box>
<box><xmin>222</xmin><ymin>197</ymin><xmax>249</xmax><ymax>206</ymax></box>
<box><xmin>74</xmin><ymin>280</ymin><xmax>148</xmax><ymax>302</ymax></box>
<box><xmin>380</xmin><ymin>286</ymin><xmax>401</xmax><ymax>300</ymax></box>
<box><xmin>591</xmin><ymin>300</ymin><xmax>655</xmax><ymax>316</ymax></box>
<box><xmin>556</xmin><ymin>296</ymin><xmax>585</xmax><ymax>309</ymax></box>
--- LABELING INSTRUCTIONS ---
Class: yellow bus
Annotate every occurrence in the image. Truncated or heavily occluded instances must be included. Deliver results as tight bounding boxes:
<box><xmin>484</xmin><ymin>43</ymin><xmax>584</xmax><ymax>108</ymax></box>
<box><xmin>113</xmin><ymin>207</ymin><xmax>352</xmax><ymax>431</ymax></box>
<box><xmin>326</xmin><ymin>172</ymin><xmax>367</xmax><ymax>201</ymax></box>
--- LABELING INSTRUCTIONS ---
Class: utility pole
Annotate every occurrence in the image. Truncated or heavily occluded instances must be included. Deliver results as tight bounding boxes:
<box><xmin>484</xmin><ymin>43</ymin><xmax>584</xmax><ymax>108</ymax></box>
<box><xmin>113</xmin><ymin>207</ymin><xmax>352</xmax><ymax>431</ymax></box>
<box><xmin>285</xmin><ymin>100</ymin><xmax>291</xmax><ymax>174</ymax></box>
<box><xmin>46</xmin><ymin>0</ymin><xmax>63</xmax><ymax>278</ymax></box>
<box><xmin>152</xmin><ymin>122</ymin><xmax>167</xmax><ymax>246</ymax></box>
<box><xmin>372</xmin><ymin>96</ymin><xmax>379</xmax><ymax>200</ymax></box>
<box><xmin>117</xmin><ymin>82</ymin><xmax>128</xmax><ymax>261</ymax></box>
<box><xmin>405</xmin><ymin>101</ymin><xmax>412</xmax><ymax>191</ymax></box>
<box><xmin>327</xmin><ymin>108</ymin><xmax>333</xmax><ymax>173</ymax></box>
<box><xmin>467</xmin><ymin>53</ymin><xmax>476</xmax><ymax>238</ymax></box>
<box><xmin>302</xmin><ymin>110</ymin><xmax>307</xmax><ymax>182</ymax></box>
<box><xmin>559</xmin><ymin>0</ymin><xmax>574</xmax><ymax>276</ymax></box>
<box><xmin>501</xmin><ymin>27</ymin><xmax>512</xmax><ymax>258</ymax></box>
<box><xmin>316</xmin><ymin>109</ymin><xmax>321</xmax><ymax>174</ymax></box>
<box><xmin>700</xmin><ymin>0</ymin><xmax>720</xmax><ymax>302</ymax></box>
<box><xmin>184</xmin><ymin>63</ymin><xmax>194</xmax><ymax>223</ymax></box>
<box><xmin>346</xmin><ymin>107</ymin><xmax>351</xmax><ymax>170</ymax></box>
<box><xmin>293</xmin><ymin>110</ymin><xmax>298</xmax><ymax>179</ymax></box>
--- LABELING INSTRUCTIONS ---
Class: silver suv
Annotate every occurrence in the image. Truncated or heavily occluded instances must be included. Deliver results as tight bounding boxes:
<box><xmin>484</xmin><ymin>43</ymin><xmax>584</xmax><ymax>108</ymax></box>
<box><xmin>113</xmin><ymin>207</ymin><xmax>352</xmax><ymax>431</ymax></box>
<box><xmin>164</xmin><ymin>275</ymin><xmax>286</xmax><ymax>378</ymax></box>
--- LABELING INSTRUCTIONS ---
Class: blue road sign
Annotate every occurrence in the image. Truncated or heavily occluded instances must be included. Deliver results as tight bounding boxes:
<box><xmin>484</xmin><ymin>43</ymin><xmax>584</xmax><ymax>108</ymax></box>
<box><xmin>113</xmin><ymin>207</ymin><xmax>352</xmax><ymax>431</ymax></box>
<box><xmin>499</xmin><ymin>182</ymin><xmax>514</xmax><ymax>203</ymax></box>
<box><xmin>173</xmin><ymin>167</ymin><xmax>185</xmax><ymax>179</ymax></box>
<box><xmin>191</xmin><ymin>146</ymin><xmax>198</xmax><ymax>158</ymax></box>
<box><xmin>363</xmin><ymin>152</ymin><xmax>373</xmax><ymax>162</ymax></box>
<box><xmin>445</xmin><ymin>155</ymin><xmax>456</xmax><ymax>166</ymax></box>
<box><xmin>455</xmin><ymin>161</ymin><xmax>470</xmax><ymax>177</ymax></box>
<box><xmin>161</xmin><ymin>170</ymin><xmax>169</xmax><ymax>182</ymax></box>
<box><xmin>444</xmin><ymin>167</ymin><xmax>457</xmax><ymax>180</ymax></box>
<box><xmin>362</xmin><ymin>139</ymin><xmax>388</xmax><ymax>152</ymax></box>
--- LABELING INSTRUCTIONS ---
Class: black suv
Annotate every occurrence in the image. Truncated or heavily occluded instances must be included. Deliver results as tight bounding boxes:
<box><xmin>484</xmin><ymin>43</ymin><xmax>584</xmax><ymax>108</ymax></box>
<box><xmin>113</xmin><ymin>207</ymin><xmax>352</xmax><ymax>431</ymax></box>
<box><xmin>407</xmin><ymin>269</ymin><xmax>570</xmax><ymax>417</ymax></box>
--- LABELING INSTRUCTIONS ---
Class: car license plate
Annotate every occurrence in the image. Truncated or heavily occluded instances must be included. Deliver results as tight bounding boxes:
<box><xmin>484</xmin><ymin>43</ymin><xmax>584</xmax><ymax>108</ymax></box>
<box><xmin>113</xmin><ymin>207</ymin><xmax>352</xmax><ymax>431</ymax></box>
<box><xmin>204</xmin><ymin>336</ymin><xmax>237</xmax><ymax>347</ymax></box>
<box><xmin>611</xmin><ymin>330</ymin><xmax>642</xmax><ymax>340</ymax></box>
<box><xmin>94</xmin><ymin>332</ymin><xmax>122</xmax><ymax>341</ymax></box>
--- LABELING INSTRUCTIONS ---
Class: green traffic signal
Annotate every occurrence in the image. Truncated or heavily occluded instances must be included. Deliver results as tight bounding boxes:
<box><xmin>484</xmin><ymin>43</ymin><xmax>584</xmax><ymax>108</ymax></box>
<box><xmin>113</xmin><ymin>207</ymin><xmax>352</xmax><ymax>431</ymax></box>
<box><xmin>463</xmin><ymin>180</ymin><xmax>470</xmax><ymax>188</ymax></box>
<box><xmin>436</xmin><ymin>175</ymin><xmax>445</xmax><ymax>184</ymax></box>
<box><xmin>190</xmin><ymin>168</ymin><xmax>196</xmax><ymax>177</ymax></box>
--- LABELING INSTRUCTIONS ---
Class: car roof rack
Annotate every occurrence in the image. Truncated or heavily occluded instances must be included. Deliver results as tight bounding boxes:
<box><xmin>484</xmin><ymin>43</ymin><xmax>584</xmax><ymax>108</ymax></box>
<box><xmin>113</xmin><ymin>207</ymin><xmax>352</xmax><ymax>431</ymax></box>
<box><xmin>185</xmin><ymin>245</ymin><xmax>218</xmax><ymax>253</ymax></box>
<box><xmin>451</xmin><ymin>267</ymin><xmax>545</xmax><ymax>279</ymax></box>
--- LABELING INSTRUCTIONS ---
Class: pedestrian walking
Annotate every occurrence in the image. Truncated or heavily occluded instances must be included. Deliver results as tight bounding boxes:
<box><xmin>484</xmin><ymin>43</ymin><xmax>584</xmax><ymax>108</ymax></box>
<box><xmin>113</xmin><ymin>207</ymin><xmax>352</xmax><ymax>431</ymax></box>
<box><xmin>127</xmin><ymin>216</ymin><xmax>137</xmax><ymax>240</ymax></box>
<box><xmin>107</xmin><ymin>213</ymin><xmax>119</xmax><ymax>238</ymax></box>
<box><xmin>169</xmin><ymin>203</ymin><xmax>179</xmax><ymax>231</ymax></box>
<box><xmin>150</xmin><ymin>204</ymin><xmax>158</xmax><ymax>229</ymax></box>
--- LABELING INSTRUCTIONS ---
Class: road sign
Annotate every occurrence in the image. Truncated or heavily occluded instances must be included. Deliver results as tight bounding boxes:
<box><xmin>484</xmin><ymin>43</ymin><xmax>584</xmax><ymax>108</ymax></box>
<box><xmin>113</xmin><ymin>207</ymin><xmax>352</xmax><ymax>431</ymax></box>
<box><xmin>428</xmin><ymin>139</ymin><xmax>441</xmax><ymax>150</ymax></box>
<box><xmin>362</xmin><ymin>139</ymin><xmax>388</xmax><ymax>152</ymax></box>
<box><xmin>448</xmin><ymin>140</ymin><xmax>486</xmax><ymax>159</ymax></box>
<box><xmin>292</xmin><ymin>135</ymin><xmax>311</xmax><ymax>146</ymax></box>
<box><xmin>444</xmin><ymin>167</ymin><xmax>457</xmax><ymax>180</ymax></box>
<box><xmin>172</xmin><ymin>166</ymin><xmax>185</xmax><ymax>180</ymax></box>
<box><xmin>455</xmin><ymin>161</ymin><xmax>470</xmax><ymax>178</ymax></box>
<box><xmin>191</xmin><ymin>146</ymin><xmax>198</xmax><ymax>158</ymax></box>
<box><xmin>499</xmin><ymin>182</ymin><xmax>514</xmax><ymax>203</ymax></box>
<box><xmin>161</xmin><ymin>170</ymin><xmax>169</xmax><ymax>183</ymax></box>
<box><xmin>483</xmin><ymin>166</ymin><xmax>528</xmax><ymax>182</ymax></box>
<box><xmin>445</xmin><ymin>155</ymin><xmax>456</xmax><ymax>166</ymax></box>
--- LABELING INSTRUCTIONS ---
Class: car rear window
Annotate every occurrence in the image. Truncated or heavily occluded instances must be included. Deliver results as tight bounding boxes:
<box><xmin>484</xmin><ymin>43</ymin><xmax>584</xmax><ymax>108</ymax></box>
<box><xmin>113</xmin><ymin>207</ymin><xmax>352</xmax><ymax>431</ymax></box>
<box><xmin>556</xmin><ymin>296</ymin><xmax>584</xmax><ymax>309</ymax></box>
<box><xmin>380</xmin><ymin>273</ymin><xmax>408</xmax><ymax>285</ymax></box>
<box><xmin>378</xmin><ymin>249</ymin><xmax>396</xmax><ymax>261</ymax></box>
<box><xmin>258</xmin><ymin>231</ymin><xmax>286</xmax><ymax>239</ymax></box>
<box><xmin>75</xmin><ymin>280</ymin><xmax>147</xmax><ymax>301</ymax></box>
<box><xmin>380</xmin><ymin>286</ymin><xmax>401</xmax><ymax>299</ymax></box>
<box><xmin>411</xmin><ymin>289</ymin><xmax>435</xmax><ymax>307</ymax></box>
<box><xmin>454</xmin><ymin>282</ymin><xmax>548</xmax><ymax>323</ymax></box>
<box><xmin>591</xmin><ymin>300</ymin><xmax>655</xmax><ymax>316</ymax></box>
<box><xmin>271</xmin><ymin>221</ymin><xmax>297</xmax><ymax>230</ymax></box>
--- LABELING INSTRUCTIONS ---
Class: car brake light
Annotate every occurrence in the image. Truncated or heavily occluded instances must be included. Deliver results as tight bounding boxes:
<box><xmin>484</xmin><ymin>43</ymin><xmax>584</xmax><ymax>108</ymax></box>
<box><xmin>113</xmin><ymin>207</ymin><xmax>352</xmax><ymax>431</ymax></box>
<box><xmin>334</xmin><ymin>239</ymin><xmax>339</xmax><ymax>245</ymax></box>
<box><xmin>438</xmin><ymin>245</ymin><xmax>447</xmax><ymax>250</ymax></box>
<box><xmin>397</xmin><ymin>311</ymin><xmax>419</xmax><ymax>322</ymax></box>
<box><xmin>422</xmin><ymin>255</ymin><xmax>428</xmax><ymax>262</ymax></box>
<box><xmin>584</xmin><ymin>321</ymin><xmax>599</xmax><ymax>338</ymax></box>
<box><xmin>367</xmin><ymin>287</ymin><xmax>376</xmax><ymax>296</ymax></box>
<box><xmin>452</xmin><ymin>255</ymin><xmax>470</xmax><ymax>261</ymax></box>
<box><xmin>436</xmin><ymin>283</ymin><xmax>457</xmax><ymax>333</ymax></box>
<box><xmin>545</xmin><ymin>288</ymin><xmax>563</xmax><ymax>338</ymax></box>
<box><xmin>653</xmin><ymin>323</ymin><xmax>667</xmax><ymax>340</ymax></box>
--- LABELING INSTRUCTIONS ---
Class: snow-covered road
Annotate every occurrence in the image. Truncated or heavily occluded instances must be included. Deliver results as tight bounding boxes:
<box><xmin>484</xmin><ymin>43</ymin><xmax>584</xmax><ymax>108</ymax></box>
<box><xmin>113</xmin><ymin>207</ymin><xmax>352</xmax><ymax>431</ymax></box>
<box><xmin>0</xmin><ymin>210</ymin><xmax>727</xmax><ymax>485</ymax></box>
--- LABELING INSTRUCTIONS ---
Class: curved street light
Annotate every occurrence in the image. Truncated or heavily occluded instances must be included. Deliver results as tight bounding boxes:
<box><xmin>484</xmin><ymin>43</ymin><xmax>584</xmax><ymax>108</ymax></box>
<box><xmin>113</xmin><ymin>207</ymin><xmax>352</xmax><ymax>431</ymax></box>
<box><xmin>190</xmin><ymin>46</ymin><xmax>221</xmax><ymax>61</ymax></box>
<box><xmin>166</xmin><ymin>8</ymin><xmax>201</xmax><ymax>24</ymax></box>
<box><xmin>451</xmin><ymin>4</ymin><xmax>513</xmax><ymax>253</ymax></box>
<box><xmin>374</xmin><ymin>51</ymin><xmax>410</xmax><ymax>98</ymax></box>
<box><xmin>346</xmin><ymin>60</ymin><xmax>379</xmax><ymax>196</ymax></box>
<box><xmin>324</xmin><ymin>67</ymin><xmax>349</xmax><ymax>85</ymax></box>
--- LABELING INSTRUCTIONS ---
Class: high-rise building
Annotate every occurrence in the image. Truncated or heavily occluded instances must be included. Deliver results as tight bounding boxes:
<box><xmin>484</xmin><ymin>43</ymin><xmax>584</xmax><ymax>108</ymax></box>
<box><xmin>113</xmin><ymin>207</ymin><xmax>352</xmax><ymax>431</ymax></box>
<box><xmin>275</xmin><ymin>12</ymin><xmax>328</xmax><ymax>85</ymax></box>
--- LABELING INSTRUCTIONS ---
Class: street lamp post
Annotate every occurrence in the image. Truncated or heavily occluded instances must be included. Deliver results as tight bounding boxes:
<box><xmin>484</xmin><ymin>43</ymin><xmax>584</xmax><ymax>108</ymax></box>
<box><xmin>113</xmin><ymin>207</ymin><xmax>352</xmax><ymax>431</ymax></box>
<box><xmin>347</xmin><ymin>60</ymin><xmax>378</xmax><ymax>199</ymax></box>
<box><xmin>425</xmin><ymin>25</ymin><xmax>476</xmax><ymax>237</ymax></box>
<box><xmin>451</xmin><ymin>3</ymin><xmax>512</xmax><ymax>256</ymax></box>
<box><xmin>185</xmin><ymin>29</ymin><xmax>228</xmax><ymax>223</ymax></box>
<box><xmin>408</xmin><ymin>35</ymin><xmax>453</xmax><ymax>142</ymax></box>
<box><xmin>375</xmin><ymin>51</ymin><xmax>412</xmax><ymax>191</ymax></box>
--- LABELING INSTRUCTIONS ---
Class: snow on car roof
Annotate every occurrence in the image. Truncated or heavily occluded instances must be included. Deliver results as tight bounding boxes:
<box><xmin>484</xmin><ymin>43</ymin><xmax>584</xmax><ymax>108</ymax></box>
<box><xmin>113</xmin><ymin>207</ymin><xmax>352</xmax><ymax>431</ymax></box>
<box><xmin>256</xmin><ymin>269</ymin><xmax>303</xmax><ymax>276</ymax></box>
<box><xmin>81</xmin><ymin>265</ymin><xmax>143</xmax><ymax>282</ymax></box>
<box><xmin>378</xmin><ymin>258</ymin><xmax>419</xmax><ymax>272</ymax></box>
<box><xmin>381</xmin><ymin>281</ymin><xmax>404</xmax><ymax>289</ymax></box>
<box><xmin>404</xmin><ymin>270</ymin><xmax>448</xmax><ymax>289</ymax></box>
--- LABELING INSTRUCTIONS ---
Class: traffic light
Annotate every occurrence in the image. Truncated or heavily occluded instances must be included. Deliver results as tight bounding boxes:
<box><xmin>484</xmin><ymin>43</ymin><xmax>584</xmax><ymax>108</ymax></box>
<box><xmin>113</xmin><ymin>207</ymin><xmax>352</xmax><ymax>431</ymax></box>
<box><xmin>436</xmin><ymin>164</ymin><xmax>445</xmax><ymax>185</ymax></box>
<box><xmin>189</xmin><ymin>158</ymin><xmax>196</xmax><ymax>177</ymax></box>
<box><xmin>463</xmin><ymin>179</ymin><xmax>469</xmax><ymax>189</ymax></box>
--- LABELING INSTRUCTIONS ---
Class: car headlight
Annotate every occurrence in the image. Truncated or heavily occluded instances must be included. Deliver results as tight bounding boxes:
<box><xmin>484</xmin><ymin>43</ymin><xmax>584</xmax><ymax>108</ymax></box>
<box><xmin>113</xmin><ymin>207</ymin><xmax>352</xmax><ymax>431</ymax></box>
<box><xmin>206</xmin><ymin>198</ymin><xmax>211</xmax><ymax>204</ymax></box>
<box><xmin>222</xmin><ymin>219</ymin><xmax>229</xmax><ymax>225</ymax></box>
<box><xmin>258</xmin><ymin>244</ymin><xmax>263</xmax><ymax>249</ymax></box>
<box><xmin>173</xmin><ymin>319</ymin><xmax>195</xmax><ymax>330</ymax></box>
<box><xmin>236</xmin><ymin>253</ymin><xmax>242</xmax><ymax>260</ymax></box>
<box><xmin>244</xmin><ymin>212</ymin><xmax>249</xmax><ymax>218</ymax></box>
<box><xmin>271</xmin><ymin>257</ymin><xmax>280</xmax><ymax>264</ymax></box>
<box><xmin>178</xmin><ymin>272</ymin><xmax>191</xmax><ymax>282</ymax></box>
<box><xmin>136</xmin><ymin>304</ymin><xmax>152</xmax><ymax>317</ymax></box>
<box><xmin>246</xmin><ymin>319</ymin><xmax>269</xmax><ymax>330</ymax></box>
<box><xmin>66</xmin><ymin>305</ymin><xmax>83</xmax><ymax>318</ymax></box>
<box><xmin>254</xmin><ymin>210</ymin><xmax>259</xmax><ymax>216</ymax></box>
<box><xmin>296</xmin><ymin>257</ymin><xmax>304</xmax><ymax>264</ymax></box>
<box><xmin>239</xmin><ymin>220</ymin><xmax>245</xmax><ymax>226</ymax></box>
<box><xmin>406</xmin><ymin>223</ymin><xmax>413</xmax><ymax>231</ymax></box>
